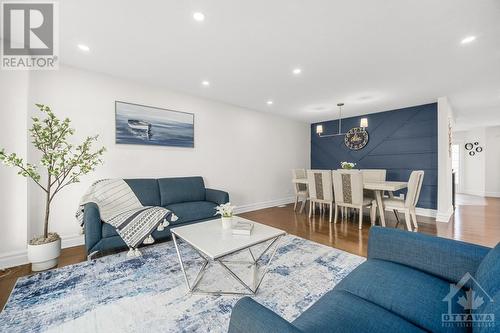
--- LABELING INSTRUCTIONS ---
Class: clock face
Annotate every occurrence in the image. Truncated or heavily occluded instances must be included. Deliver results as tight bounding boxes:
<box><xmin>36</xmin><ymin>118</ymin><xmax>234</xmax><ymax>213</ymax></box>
<box><xmin>344</xmin><ymin>127</ymin><xmax>369</xmax><ymax>150</ymax></box>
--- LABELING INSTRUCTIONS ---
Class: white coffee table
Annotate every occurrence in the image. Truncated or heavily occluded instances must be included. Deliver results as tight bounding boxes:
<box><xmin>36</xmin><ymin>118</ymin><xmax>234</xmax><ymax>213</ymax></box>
<box><xmin>171</xmin><ymin>217</ymin><xmax>286</xmax><ymax>296</ymax></box>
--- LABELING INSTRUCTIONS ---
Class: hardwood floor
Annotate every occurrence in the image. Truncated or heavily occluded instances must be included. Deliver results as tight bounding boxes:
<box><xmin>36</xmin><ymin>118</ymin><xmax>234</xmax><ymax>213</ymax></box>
<box><xmin>1</xmin><ymin>194</ymin><xmax>499</xmax><ymax>310</ymax></box>
<box><xmin>240</xmin><ymin>195</ymin><xmax>500</xmax><ymax>257</ymax></box>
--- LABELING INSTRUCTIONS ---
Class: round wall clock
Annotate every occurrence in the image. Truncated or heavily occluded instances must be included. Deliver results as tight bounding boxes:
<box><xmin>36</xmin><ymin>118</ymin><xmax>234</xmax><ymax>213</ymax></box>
<box><xmin>465</xmin><ymin>143</ymin><xmax>473</xmax><ymax>150</ymax></box>
<box><xmin>344</xmin><ymin>127</ymin><xmax>369</xmax><ymax>150</ymax></box>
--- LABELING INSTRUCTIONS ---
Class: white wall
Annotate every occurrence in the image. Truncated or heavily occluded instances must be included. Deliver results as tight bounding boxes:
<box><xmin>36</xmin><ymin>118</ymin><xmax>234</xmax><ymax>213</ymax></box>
<box><xmin>485</xmin><ymin>126</ymin><xmax>500</xmax><ymax>197</ymax></box>
<box><xmin>22</xmin><ymin>66</ymin><xmax>310</xmax><ymax>248</ymax></box>
<box><xmin>454</xmin><ymin>126</ymin><xmax>500</xmax><ymax>197</ymax></box>
<box><xmin>436</xmin><ymin>97</ymin><xmax>454</xmax><ymax>222</ymax></box>
<box><xmin>0</xmin><ymin>71</ymin><xmax>29</xmax><ymax>268</ymax></box>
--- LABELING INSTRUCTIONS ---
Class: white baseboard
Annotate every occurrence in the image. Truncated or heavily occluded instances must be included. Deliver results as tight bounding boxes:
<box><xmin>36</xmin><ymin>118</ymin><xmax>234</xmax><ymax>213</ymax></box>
<box><xmin>237</xmin><ymin>197</ymin><xmax>439</xmax><ymax>219</ymax></box>
<box><xmin>382</xmin><ymin>207</ymin><xmax>437</xmax><ymax>218</ymax></box>
<box><xmin>0</xmin><ymin>250</ymin><xmax>28</xmax><ymax>270</ymax></box>
<box><xmin>0</xmin><ymin>198</ymin><xmax>295</xmax><ymax>269</ymax></box>
<box><xmin>0</xmin><ymin>197</ymin><xmax>443</xmax><ymax>269</ymax></box>
<box><xmin>415</xmin><ymin>207</ymin><xmax>438</xmax><ymax>218</ymax></box>
<box><xmin>462</xmin><ymin>189</ymin><xmax>486</xmax><ymax>197</ymax></box>
<box><xmin>0</xmin><ymin>234</ymin><xmax>85</xmax><ymax>270</ymax></box>
<box><xmin>460</xmin><ymin>190</ymin><xmax>500</xmax><ymax>198</ymax></box>
<box><xmin>235</xmin><ymin>196</ymin><xmax>295</xmax><ymax>214</ymax></box>
<box><xmin>60</xmin><ymin>233</ymin><xmax>85</xmax><ymax>248</ymax></box>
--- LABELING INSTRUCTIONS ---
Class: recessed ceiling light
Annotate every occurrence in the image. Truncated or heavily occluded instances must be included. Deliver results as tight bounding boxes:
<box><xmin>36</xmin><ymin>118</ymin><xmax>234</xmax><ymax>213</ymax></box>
<box><xmin>193</xmin><ymin>12</ymin><xmax>205</xmax><ymax>22</ymax></box>
<box><xmin>201</xmin><ymin>80</ymin><xmax>210</xmax><ymax>86</ymax></box>
<box><xmin>77</xmin><ymin>44</ymin><xmax>90</xmax><ymax>52</ymax></box>
<box><xmin>266</xmin><ymin>100</ymin><xmax>273</xmax><ymax>105</ymax></box>
<box><xmin>292</xmin><ymin>68</ymin><xmax>302</xmax><ymax>75</ymax></box>
<box><xmin>461</xmin><ymin>36</ymin><xmax>476</xmax><ymax>44</ymax></box>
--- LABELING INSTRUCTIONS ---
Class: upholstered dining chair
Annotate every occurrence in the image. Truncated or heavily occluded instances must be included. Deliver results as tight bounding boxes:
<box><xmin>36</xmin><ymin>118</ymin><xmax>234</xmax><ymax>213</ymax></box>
<box><xmin>332</xmin><ymin>170</ymin><xmax>377</xmax><ymax>229</ymax></box>
<box><xmin>360</xmin><ymin>169</ymin><xmax>387</xmax><ymax>200</ymax></box>
<box><xmin>307</xmin><ymin>170</ymin><xmax>334</xmax><ymax>222</ymax></box>
<box><xmin>360</xmin><ymin>169</ymin><xmax>387</xmax><ymax>182</ymax></box>
<box><xmin>292</xmin><ymin>169</ymin><xmax>308</xmax><ymax>212</ymax></box>
<box><xmin>382</xmin><ymin>171</ymin><xmax>425</xmax><ymax>231</ymax></box>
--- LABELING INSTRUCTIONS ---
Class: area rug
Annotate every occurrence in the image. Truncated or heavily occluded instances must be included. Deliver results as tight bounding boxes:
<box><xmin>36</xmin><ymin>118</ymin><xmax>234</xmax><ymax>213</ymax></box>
<box><xmin>0</xmin><ymin>235</ymin><xmax>365</xmax><ymax>332</ymax></box>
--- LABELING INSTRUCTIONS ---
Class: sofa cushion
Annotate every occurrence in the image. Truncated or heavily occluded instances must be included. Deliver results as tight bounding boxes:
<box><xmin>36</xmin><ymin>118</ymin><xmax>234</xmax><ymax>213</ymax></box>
<box><xmin>333</xmin><ymin>259</ymin><xmax>467</xmax><ymax>332</ymax></box>
<box><xmin>158</xmin><ymin>177</ymin><xmax>206</xmax><ymax>205</ymax></box>
<box><xmin>292</xmin><ymin>289</ymin><xmax>425</xmax><ymax>333</ymax></box>
<box><xmin>474</xmin><ymin>243</ymin><xmax>500</xmax><ymax>328</ymax></box>
<box><xmin>474</xmin><ymin>289</ymin><xmax>500</xmax><ymax>333</ymax></box>
<box><xmin>124</xmin><ymin>179</ymin><xmax>160</xmax><ymax>206</ymax></box>
<box><xmin>475</xmin><ymin>243</ymin><xmax>500</xmax><ymax>297</ymax></box>
<box><xmin>166</xmin><ymin>201</ymin><xmax>217</xmax><ymax>224</ymax></box>
<box><xmin>367</xmin><ymin>227</ymin><xmax>491</xmax><ymax>285</ymax></box>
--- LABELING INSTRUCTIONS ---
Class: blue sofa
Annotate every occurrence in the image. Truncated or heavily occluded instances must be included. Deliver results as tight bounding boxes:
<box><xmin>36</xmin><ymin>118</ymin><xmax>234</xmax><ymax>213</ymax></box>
<box><xmin>229</xmin><ymin>227</ymin><xmax>500</xmax><ymax>333</ymax></box>
<box><xmin>83</xmin><ymin>176</ymin><xmax>229</xmax><ymax>255</ymax></box>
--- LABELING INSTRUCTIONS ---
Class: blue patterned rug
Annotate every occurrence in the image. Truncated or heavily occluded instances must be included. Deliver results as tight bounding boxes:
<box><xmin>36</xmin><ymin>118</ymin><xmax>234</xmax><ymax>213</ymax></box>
<box><xmin>0</xmin><ymin>235</ymin><xmax>364</xmax><ymax>332</ymax></box>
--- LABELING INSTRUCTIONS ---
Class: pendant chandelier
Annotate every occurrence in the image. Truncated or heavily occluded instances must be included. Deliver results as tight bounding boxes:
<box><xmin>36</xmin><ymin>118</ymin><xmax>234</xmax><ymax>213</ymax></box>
<box><xmin>315</xmin><ymin>103</ymin><xmax>368</xmax><ymax>137</ymax></box>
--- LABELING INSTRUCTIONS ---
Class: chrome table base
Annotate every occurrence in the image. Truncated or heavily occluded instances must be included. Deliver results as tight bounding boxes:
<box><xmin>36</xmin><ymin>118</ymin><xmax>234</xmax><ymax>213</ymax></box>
<box><xmin>172</xmin><ymin>233</ymin><xmax>283</xmax><ymax>296</ymax></box>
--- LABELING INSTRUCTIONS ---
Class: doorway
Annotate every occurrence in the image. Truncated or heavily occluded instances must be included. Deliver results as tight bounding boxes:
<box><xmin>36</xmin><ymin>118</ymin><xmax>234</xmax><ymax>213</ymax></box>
<box><xmin>451</xmin><ymin>144</ymin><xmax>461</xmax><ymax>192</ymax></box>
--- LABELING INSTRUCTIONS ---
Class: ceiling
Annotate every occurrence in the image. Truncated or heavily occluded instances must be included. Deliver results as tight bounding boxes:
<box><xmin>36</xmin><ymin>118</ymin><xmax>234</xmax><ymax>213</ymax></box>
<box><xmin>59</xmin><ymin>0</ymin><xmax>500</xmax><ymax>129</ymax></box>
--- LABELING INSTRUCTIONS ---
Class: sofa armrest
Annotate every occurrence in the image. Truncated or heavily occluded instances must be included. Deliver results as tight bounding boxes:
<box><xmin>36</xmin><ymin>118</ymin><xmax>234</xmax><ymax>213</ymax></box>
<box><xmin>228</xmin><ymin>297</ymin><xmax>302</xmax><ymax>333</ymax></box>
<box><xmin>368</xmin><ymin>226</ymin><xmax>491</xmax><ymax>284</ymax></box>
<box><xmin>205</xmin><ymin>188</ymin><xmax>229</xmax><ymax>205</ymax></box>
<box><xmin>83</xmin><ymin>202</ymin><xmax>102</xmax><ymax>254</ymax></box>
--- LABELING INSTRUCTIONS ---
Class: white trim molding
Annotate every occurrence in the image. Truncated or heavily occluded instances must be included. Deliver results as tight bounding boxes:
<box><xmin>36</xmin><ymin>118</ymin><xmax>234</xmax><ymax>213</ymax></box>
<box><xmin>0</xmin><ymin>234</ymin><xmax>85</xmax><ymax>270</ymax></box>
<box><xmin>60</xmin><ymin>233</ymin><xmax>84</xmax><ymax>248</ymax></box>
<box><xmin>383</xmin><ymin>207</ymin><xmax>437</xmax><ymax>218</ymax></box>
<box><xmin>235</xmin><ymin>197</ymin><xmax>295</xmax><ymax>214</ymax></box>
<box><xmin>462</xmin><ymin>189</ymin><xmax>486</xmax><ymax>197</ymax></box>
<box><xmin>415</xmin><ymin>207</ymin><xmax>438</xmax><ymax>218</ymax></box>
<box><xmin>238</xmin><ymin>197</ymin><xmax>438</xmax><ymax>219</ymax></box>
<box><xmin>464</xmin><ymin>190</ymin><xmax>500</xmax><ymax>198</ymax></box>
<box><xmin>1</xmin><ymin>198</ymin><xmax>296</xmax><ymax>269</ymax></box>
<box><xmin>0</xmin><ymin>249</ymin><xmax>28</xmax><ymax>270</ymax></box>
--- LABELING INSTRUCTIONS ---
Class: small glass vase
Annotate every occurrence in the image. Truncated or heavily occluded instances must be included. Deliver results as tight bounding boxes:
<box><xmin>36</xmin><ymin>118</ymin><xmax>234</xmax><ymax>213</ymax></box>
<box><xmin>221</xmin><ymin>216</ymin><xmax>233</xmax><ymax>229</ymax></box>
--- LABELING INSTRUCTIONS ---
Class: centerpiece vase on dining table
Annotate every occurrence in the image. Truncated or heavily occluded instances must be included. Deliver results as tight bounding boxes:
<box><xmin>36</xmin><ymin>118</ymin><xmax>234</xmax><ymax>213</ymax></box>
<box><xmin>341</xmin><ymin>161</ymin><xmax>356</xmax><ymax>170</ymax></box>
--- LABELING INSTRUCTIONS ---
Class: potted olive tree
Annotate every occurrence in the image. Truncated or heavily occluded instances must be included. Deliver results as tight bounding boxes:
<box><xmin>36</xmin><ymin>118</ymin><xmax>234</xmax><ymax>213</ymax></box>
<box><xmin>0</xmin><ymin>104</ymin><xmax>105</xmax><ymax>271</ymax></box>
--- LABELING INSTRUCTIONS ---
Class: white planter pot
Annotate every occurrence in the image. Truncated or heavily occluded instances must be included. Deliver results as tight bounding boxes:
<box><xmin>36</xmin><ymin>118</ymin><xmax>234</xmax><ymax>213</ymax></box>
<box><xmin>221</xmin><ymin>216</ymin><xmax>233</xmax><ymax>229</ymax></box>
<box><xmin>27</xmin><ymin>238</ymin><xmax>61</xmax><ymax>271</ymax></box>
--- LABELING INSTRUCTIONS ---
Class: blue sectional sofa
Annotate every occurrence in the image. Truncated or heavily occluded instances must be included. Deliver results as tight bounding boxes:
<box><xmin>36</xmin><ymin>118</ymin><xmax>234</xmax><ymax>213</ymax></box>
<box><xmin>83</xmin><ymin>176</ymin><xmax>229</xmax><ymax>255</ymax></box>
<box><xmin>229</xmin><ymin>227</ymin><xmax>500</xmax><ymax>333</ymax></box>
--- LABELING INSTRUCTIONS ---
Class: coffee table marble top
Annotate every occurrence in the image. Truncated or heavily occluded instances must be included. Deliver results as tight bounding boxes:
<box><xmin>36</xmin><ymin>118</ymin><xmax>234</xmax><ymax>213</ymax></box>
<box><xmin>171</xmin><ymin>216</ymin><xmax>286</xmax><ymax>260</ymax></box>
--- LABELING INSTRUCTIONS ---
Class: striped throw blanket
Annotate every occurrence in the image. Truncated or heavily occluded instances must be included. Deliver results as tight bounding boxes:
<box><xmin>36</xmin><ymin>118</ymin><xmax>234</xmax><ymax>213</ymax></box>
<box><xmin>76</xmin><ymin>179</ymin><xmax>178</xmax><ymax>257</ymax></box>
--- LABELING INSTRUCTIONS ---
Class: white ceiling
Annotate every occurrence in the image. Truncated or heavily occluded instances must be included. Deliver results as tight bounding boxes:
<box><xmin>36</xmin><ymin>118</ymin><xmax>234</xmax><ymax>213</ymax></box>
<box><xmin>59</xmin><ymin>0</ymin><xmax>500</xmax><ymax>129</ymax></box>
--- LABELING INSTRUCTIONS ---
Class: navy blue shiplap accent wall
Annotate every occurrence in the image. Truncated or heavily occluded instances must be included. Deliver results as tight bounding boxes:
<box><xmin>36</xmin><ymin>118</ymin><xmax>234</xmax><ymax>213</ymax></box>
<box><xmin>311</xmin><ymin>103</ymin><xmax>438</xmax><ymax>209</ymax></box>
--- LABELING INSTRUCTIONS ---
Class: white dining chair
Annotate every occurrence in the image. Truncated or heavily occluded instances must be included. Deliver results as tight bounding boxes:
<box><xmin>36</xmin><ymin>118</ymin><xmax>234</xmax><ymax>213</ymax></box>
<box><xmin>360</xmin><ymin>169</ymin><xmax>387</xmax><ymax>182</ymax></box>
<box><xmin>360</xmin><ymin>169</ymin><xmax>387</xmax><ymax>200</ymax></box>
<box><xmin>332</xmin><ymin>170</ymin><xmax>377</xmax><ymax>229</ymax></box>
<box><xmin>307</xmin><ymin>170</ymin><xmax>334</xmax><ymax>222</ymax></box>
<box><xmin>382</xmin><ymin>171</ymin><xmax>424</xmax><ymax>231</ymax></box>
<box><xmin>292</xmin><ymin>169</ymin><xmax>308</xmax><ymax>212</ymax></box>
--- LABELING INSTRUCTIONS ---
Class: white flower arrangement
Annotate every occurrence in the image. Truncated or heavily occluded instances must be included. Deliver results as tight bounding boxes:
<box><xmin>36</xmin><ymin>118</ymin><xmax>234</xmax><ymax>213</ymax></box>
<box><xmin>341</xmin><ymin>161</ymin><xmax>356</xmax><ymax>170</ymax></box>
<box><xmin>215</xmin><ymin>202</ymin><xmax>236</xmax><ymax>218</ymax></box>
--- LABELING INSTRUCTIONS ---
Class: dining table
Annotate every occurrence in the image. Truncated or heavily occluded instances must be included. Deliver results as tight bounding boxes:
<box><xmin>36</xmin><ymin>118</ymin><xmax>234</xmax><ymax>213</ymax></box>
<box><xmin>292</xmin><ymin>178</ymin><xmax>408</xmax><ymax>227</ymax></box>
